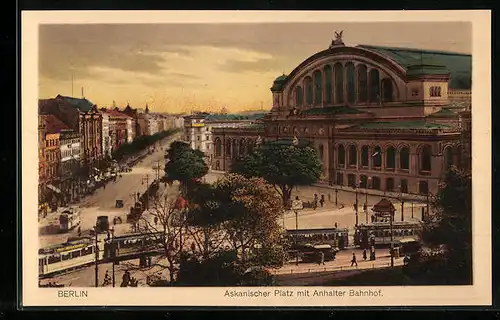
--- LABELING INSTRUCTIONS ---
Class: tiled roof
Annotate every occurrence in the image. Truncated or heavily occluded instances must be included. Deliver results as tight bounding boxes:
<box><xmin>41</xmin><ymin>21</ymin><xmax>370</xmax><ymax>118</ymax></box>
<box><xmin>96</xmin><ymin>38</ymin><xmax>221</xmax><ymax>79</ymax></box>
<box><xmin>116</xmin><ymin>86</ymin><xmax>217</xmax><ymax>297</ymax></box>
<box><xmin>357</xmin><ymin>45</ymin><xmax>472</xmax><ymax>89</ymax></box>
<box><xmin>354</xmin><ymin>120</ymin><xmax>453</xmax><ymax>130</ymax></box>
<box><xmin>101</xmin><ymin>109</ymin><xmax>132</xmax><ymax>119</ymax></box>
<box><xmin>43</xmin><ymin>114</ymin><xmax>70</xmax><ymax>134</ymax></box>
<box><xmin>206</xmin><ymin>113</ymin><xmax>265</xmax><ymax>121</ymax></box>
<box><xmin>56</xmin><ymin>95</ymin><xmax>95</xmax><ymax>112</ymax></box>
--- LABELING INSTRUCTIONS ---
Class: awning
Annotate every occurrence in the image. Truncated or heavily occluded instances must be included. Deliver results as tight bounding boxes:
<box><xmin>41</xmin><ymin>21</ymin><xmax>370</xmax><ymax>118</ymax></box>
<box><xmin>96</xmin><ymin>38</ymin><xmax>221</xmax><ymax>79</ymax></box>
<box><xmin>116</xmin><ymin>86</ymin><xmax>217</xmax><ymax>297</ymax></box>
<box><xmin>47</xmin><ymin>184</ymin><xmax>61</xmax><ymax>193</ymax></box>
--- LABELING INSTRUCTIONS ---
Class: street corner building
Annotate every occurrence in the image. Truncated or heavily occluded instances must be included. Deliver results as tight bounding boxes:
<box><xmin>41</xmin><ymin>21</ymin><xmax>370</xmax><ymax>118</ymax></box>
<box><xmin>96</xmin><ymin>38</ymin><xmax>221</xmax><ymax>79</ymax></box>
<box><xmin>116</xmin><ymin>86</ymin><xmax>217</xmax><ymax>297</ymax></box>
<box><xmin>210</xmin><ymin>34</ymin><xmax>472</xmax><ymax>197</ymax></box>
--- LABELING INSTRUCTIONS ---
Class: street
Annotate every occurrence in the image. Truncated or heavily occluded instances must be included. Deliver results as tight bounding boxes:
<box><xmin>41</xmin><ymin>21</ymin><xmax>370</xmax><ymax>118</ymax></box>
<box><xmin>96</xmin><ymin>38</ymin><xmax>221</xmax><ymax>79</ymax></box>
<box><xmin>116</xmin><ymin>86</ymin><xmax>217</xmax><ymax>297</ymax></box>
<box><xmin>39</xmin><ymin>133</ymin><xmax>181</xmax><ymax>248</ymax></box>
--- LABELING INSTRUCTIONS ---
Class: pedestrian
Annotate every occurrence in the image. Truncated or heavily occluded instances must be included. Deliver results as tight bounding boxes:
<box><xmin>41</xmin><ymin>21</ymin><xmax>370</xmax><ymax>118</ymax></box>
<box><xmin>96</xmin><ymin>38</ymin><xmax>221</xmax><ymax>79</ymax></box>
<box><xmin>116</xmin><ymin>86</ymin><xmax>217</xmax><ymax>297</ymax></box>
<box><xmin>351</xmin><ymin>253</ymin><xmax>358</xmax><ymax>267</ymax></box>
<box><xmin>103</xmin><ymin>183</ymin><xmax>106</xmax><ymax>190</ymax></box>
<box><xmin>103</xmin><ymin>270</ymin><xmax>111</xmax><ymax>286</ymax></box>
<box><xmin>313</xmin><ymin>193</ymin><xmax>318</xmax><ymax>210</ymax></box>
<box><xmin>77</xmin><ymin>226</ymin><xmax>81</xmax><ymax>236</ymax></box>
<box><xmin>334</xmin><ymin>222</ymin><xmax>338</xmax><ymax>229</ymax></box>
<box><xmin>319</xmin><ymin>195</ymin><xmax>325</xmax><ymax>208</ymax></box>
<box><xmin>363</xmin><ymin>249</ymin><xmax>367</xmax><ymax>261</ymax></box>
<box><xmin>320</xmin><ymin>251</ymin><xmax>325</xmax><ymax>265</ymax></box>
<box><xmin>403</xmin><ymin>254</ymin><xmax>410</xmax><ymax>266</ymax></box>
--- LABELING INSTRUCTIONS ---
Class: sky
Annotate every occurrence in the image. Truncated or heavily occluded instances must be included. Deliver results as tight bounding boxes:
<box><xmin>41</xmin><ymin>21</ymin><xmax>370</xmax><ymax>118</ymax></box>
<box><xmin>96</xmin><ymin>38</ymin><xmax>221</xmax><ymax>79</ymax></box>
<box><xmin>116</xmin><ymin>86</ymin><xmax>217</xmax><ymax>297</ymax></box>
<box><xmin>39</xmin><ymin>22</ymin><xmax>471</xmax><ymax>114</ymax></box>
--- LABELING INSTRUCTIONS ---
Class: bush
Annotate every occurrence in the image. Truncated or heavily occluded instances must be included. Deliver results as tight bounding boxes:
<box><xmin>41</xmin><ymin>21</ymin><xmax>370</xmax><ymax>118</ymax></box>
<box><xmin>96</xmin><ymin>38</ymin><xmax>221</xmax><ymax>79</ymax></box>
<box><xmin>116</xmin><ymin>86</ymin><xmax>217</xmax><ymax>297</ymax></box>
<box><xmin>112</xmin><ymin>129</ymin><xmax>180</xmax><ymax>161</ymax></box>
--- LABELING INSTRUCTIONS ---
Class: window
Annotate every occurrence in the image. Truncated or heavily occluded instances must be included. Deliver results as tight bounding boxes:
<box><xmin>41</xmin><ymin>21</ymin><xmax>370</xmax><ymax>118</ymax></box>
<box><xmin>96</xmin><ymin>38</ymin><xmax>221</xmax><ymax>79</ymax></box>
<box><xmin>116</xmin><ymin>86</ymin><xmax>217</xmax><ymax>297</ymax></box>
<box><xmin>305</xmin><ymin>77</ymin><xmax>313</xmax><ymax>105</ymax></box>
<box><xmin>313</xmin><ymin>70</ymin><xmax>323</xmax><ymax>105</ymax></box>
<box><xmin>336</xmin><ymin>172</ymin><xmax>344</xmax><ymax>186</ymax></box>
<box><xmin>386</xmin><ymin>178</ymin><xmax>395</xmax><ymax>191</ymax></box>
<box><xmin>357</xmin><ymin>65</ymin><xmax>368</xmax><ymax>103</ymax></box>
<box><xmin>334</xmin><ymin>63</ymin><xmax>344</xmax><ymax>104</ymax></box>
<box><xmin>324</xmin><ymin>65</ymin><xmax>333</xmax><ymax>104</ymax></box>
<box><xmin>361</xmin><ymin>146</ymin><xmax>369</xmax><ymax>167</ymax></box>
<box><xmin>197</xmin><ymin>136</ymin><xmax>200</xmax><ymax>141</ymax></box>
<box><xmin>386</xmin><ymin>146</ymin><xmax>396</xmax><ymax>169</ymax></box>
<box><xmin>369</xmin><ymin>69</ymin><xmax>380</xmax><ymax>103</ymax></box>
<box><xmin>360</xmin><ymin>175</ymin><xmax>368</xmax><ymax>188</ymax></box>
<box><xmin>346</xmin><ymin>62</ymin><xmax>356</xmax><ymax>104</ymax></box>
<box><xmin>295</xmin><ymin>86</ymin><xmax>304</xmax><ymax>107</ymax></box>
<box><xmin>337</xmin><ymin>145</ymin><xmax>345</xmax><ymax>166</ymax></box>
<box><xmin>400</xmin><ymin>179</ymin><xmax>408</xmax><ymax>193</ymax></box>
<box><xmin>411</xmin><ymin>89</ymin><xmax>419</xmax><ymax>97</ymax></box>
<box><xmin>373</xmin><ymin>146</ymin><xmax>382</xmax><ymax>168</ymax></box>
<box><xmin>347</xmin><ymin>174</ymin><xmax>356</xmax><ymax>188</ymax></box>
<box><xmin>348</xmin><ymin>145</ymin><xmax>357</xmax><ymax>166</ymax></box>
<box><xmin>420</xmin><ymin>145</ymin><xmax>432</xmax><ymax>172</ymax></box>
<box><xmin>372</xmin><ymin>177</ymin><xmax>381</xmax><ymax>190</ymax></box>
<box><xmin>430</xmin><ymin>86</ymin><xmax>441</xmax><ymax>97</ymax></box>
<box><xmin>444</xmin><ymin>147</ymin><xmax>453</xmax><ymax>170</ymax></box>
<box><xmin>206</xmin><ymin>135</ymin><xmax>209</xmax><ymax>141</ymax></box>
<box><xmin>381</xmin><ymin>78</ymin><xmax>393</xmax><ymax>102</ymax></box>
<box><xmin>400</xmin><ymin>147</ymin><xmax>410</xmax><ymax>170</ymax></box>
<box><xmin>419</xmin><ymin>181</ymin><xmax>429</xmax><ymax>195</ymax></box>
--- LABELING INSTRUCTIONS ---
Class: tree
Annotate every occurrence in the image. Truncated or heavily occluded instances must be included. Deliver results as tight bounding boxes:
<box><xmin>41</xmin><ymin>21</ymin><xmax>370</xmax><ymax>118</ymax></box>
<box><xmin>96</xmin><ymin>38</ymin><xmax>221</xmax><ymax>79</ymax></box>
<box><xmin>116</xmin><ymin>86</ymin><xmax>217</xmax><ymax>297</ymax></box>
<box><xmin>135</xmin><ymin>188</ymin><xmax>190</xmax><ymax>284</ymax></box>
<box><xmin>231</xmin><ymin>141</ymin><xmax>323</xmax><ymax>207</ymax></box>
<box><xmin>164</xmin><ymin>142</ymin><xmax>208</xmax><ymax>193</ymax></box>
<box><xmin>187</xmin><ymin>174</ymin><xmax>287</xmax><ymax>268</ymax></box>
<box><xmin>420</xmin><ymin>166</ymin><xmax>472</xmax><ymax>284</ymax></box>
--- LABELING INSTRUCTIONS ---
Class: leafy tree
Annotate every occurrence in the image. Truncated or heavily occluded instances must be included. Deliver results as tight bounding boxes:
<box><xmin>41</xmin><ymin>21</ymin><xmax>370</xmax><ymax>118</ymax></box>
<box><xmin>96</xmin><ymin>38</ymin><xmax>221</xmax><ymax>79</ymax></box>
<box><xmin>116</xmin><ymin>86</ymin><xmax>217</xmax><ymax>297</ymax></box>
<box><xmin>231</xmin><ymin>142</ymin><xmax>323</xmax><ymax>207</ymax></box>
<box><xmin>187</xmin><ymin>174</ymin><xmax>287</xmax><ymax>269</ymax></box>
<box><xmin>164</xmin><ymin>142</ymin><xmax>208</xmax><ymax>192</ymax></box>
<box><xmin>420</xmin><ymin>165</ymin><xmax>472</xmax><ymax>284</ymax></box>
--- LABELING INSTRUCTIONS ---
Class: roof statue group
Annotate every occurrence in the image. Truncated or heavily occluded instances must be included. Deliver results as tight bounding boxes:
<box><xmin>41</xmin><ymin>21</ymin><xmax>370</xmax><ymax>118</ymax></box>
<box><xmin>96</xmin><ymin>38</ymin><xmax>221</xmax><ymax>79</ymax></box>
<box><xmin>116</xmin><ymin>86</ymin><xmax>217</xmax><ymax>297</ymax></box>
<box><xmin>329</xmin><ymin>30</ymin><xmax>345</xmax><ymax>48</ymax></box>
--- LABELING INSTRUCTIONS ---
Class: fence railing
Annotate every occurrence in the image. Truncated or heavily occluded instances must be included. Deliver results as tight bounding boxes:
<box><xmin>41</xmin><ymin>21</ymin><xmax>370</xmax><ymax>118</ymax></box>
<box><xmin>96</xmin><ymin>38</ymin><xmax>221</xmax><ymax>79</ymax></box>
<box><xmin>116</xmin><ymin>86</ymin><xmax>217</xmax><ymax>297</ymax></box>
<box><xmin>272</xmin><ymin>260</ymin><xmax>404</xmax><ymax>275</ymax></box>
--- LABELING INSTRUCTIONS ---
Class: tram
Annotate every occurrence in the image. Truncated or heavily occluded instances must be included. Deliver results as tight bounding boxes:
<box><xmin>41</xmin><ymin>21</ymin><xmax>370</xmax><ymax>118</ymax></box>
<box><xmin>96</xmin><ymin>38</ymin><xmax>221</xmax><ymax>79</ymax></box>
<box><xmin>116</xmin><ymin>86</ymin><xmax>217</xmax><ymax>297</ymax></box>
<box><xmin>102</xmin><ymin>231</ymin><xmax>166</xmax><ymax>260</ymax></box>
<box><xmin>59</xmin><ymin>207</ymin><xmax>81</xmax><ymax>233</ymax></box>
<box><xmin>355</xmin><ymin>221</ymin><xmax>423</xmax><ymax>248</ymax></box>
<box><xmin>38</xmin><ymin>237</ymin><xmax>104</xmax><ymax>277</ymax></box>
<box><xmin>286</xmin><ymin>228</ymin><xmax>349</xmax><ymax>250</ymax></box>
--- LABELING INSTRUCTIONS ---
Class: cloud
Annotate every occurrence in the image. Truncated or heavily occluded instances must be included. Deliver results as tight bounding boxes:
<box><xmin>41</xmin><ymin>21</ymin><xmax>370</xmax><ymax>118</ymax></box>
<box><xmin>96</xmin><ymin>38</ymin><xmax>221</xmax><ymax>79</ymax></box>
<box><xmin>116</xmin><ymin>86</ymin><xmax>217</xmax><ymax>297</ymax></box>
<box><xmin>219</xmin><ymin>57</ymin><xmax>281</xmax><ymax>73</ymax></box>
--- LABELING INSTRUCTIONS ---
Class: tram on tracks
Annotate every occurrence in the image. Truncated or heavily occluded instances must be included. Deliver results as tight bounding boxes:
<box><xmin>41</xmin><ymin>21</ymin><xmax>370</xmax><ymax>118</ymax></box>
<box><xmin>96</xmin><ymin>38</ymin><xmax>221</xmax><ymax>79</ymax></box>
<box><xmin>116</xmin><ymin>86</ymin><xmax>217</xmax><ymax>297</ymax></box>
<box><xmin>354</xmin><ymin>221</ymin><xmax>423</xmax><ymax>248</ymax></box>
<box><xmin>286</xmin><ymin>228</ymin><xmax>349</xmax><ymax>249</ymax></box>
<box><xmin>39</xmin><ymin>231</ymin><xmax>167</xmax><ymax>278</ymax></box>
<box><xmin>38</xmin><ymin>236</ymin><xmax>104</xmax><ymax>277</ymax></box>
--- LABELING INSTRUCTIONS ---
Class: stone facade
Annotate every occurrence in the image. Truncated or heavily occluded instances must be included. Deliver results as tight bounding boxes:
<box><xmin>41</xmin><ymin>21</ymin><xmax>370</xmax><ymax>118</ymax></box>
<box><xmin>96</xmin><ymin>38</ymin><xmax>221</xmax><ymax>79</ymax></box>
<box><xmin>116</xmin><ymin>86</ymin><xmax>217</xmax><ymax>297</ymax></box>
<box><xmin>210</xmin><ymin>38</ymin><xmax>472</xmax><ymax>196</ymax></box>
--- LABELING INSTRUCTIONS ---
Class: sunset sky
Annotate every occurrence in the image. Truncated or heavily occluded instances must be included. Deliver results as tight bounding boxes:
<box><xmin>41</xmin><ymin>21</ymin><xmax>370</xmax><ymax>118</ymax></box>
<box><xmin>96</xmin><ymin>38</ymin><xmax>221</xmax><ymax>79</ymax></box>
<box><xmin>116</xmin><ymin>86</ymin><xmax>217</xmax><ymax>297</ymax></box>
<box><xmin>39</xmin><ymin>22</ymin><xmax>471</xmax><ymax>114</ymax></box>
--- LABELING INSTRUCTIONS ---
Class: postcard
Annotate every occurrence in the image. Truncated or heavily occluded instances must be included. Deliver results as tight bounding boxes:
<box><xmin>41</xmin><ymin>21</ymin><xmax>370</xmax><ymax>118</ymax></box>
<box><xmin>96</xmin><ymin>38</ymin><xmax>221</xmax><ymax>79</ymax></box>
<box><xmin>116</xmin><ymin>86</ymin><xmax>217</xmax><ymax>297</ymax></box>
<box><xmin>21</xmin><ymin>10</ymin><xmax>491</xmax><ymax>308</ymax></box>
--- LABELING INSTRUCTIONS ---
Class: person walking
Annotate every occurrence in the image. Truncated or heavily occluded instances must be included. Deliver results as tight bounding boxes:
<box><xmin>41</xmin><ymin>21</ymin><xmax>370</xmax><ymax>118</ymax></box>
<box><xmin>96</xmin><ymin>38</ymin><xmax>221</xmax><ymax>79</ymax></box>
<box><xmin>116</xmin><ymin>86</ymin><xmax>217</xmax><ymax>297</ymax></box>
<box><xmin>319</xmin><ymin>195</ymin><xmax>325</xmax><ymax>208</ymax></box>
<box><xmin>351</xmin><ymin>253</ymin><xmax>358</xmax><ymax>267</ymax></box>
<box><xmin>362</xmin><ymin>249</ymin><xmax>367</xmax><ymax>261</ymax></box>
<box><xmin>313</xmin><ymin>193</ymin><xmax>318</xmax><ymax>210</ymax></box>
<box><xmin>103</xmin><ymin>270</ymin><xmax>111</xmax><ymax>286</ymax></box>
<box><xmin>334</xmin><ymin>222</ymin><xmax>338</xmax><ymax>229</ymax></box>
<box><xmin>320</xmin><ymin>251</ymin><xmax>325</xmax><ymax>265</ymax></box>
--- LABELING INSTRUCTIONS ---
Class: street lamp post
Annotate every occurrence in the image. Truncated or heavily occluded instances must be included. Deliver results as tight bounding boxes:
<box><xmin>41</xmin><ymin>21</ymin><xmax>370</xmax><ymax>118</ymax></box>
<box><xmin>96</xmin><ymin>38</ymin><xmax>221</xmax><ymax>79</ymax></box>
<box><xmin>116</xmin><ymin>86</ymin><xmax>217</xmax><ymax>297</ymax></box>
<box><xmin>141</xmin><ymin>175</ymin><xmax>150</xmax><ymax>209</ymax></box>
<box><xmin>389</xmin><ymin>208</ymin><xmax>394</xmax><ymax>268</ymax></box>
<box><xmin>365</xmin><ymin>177</ymin><xmax>372</xmax><ymax>224</ymax></box>
<box><xmin>291</xmin><ymin>197</ymin><xmax>303</xmax><ymax>266</ymax></box>
<box><xmin>334</xmin><ymin>188</ymin><xmax>338</xmax><ymax>206</ymax></box>
<box><xmin>94</xmin><ymin>226</ymin><xmax>99</xmax><ymax>288</ymax></box>
<box><xmin>110</xmin><ymin>227</ymin><xmax>116</xmax><ymax>287</ymax></box>
<box><xmin>398</xmin><ymin>185</ymin><xmax>405</xmax><ymax>222</ymax></box>
<box><xmin>354</xmin><ymin>181</ymin><xmax>360</xmax><ymax>227</ymax></box>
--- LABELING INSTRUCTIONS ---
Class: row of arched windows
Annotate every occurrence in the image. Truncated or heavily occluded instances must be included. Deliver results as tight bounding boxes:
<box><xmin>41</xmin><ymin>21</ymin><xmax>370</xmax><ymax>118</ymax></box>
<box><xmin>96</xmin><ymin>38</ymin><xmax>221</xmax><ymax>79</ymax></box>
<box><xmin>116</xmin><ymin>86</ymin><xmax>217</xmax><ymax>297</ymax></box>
<box><xmin>294</xmin><ymin>63</ymin><xmax>394</xmax><ymax>107</ymax></box>
<box><xmin>317</xmin><ymin>144</ymin><xmax>432</xmax><ymax>173</ymax></box>
<box><xmin>336</xmin><ymin>173</ymin><xmax>429</xmax><ymax>195</ymax></box>
<box><xmin>213</xmin><ymin>137</ymin><xmax>258</xmax><ymax>158</ymax></box>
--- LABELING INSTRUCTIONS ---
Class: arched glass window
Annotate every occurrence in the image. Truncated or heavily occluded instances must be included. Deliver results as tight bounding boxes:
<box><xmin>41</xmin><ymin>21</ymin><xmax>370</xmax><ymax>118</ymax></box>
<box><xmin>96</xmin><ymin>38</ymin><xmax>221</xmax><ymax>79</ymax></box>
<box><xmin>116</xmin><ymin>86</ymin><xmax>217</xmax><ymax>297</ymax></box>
<box><xmin>346</xmin><ymin>62</ymin><xmax>355</xmax><ymax>104</ymax></box>
<box><xmin>295</xmin><ymin>86</ymin><xmax>303</xmax><ymax>107</ymax></box>
<box><xmin>318</xmin><ymin>144</ymin><xmax>324</xmax><ymax>160</ymax></box>
<box><xmin>225</xmin><ymin>139</ymin><xmax>232</xmax><ymax>156</ymax></box>
<box><xmin>215</xmin><ymin>138</ymin><xmax>222</xmax><ymax>157</ymax></box>
<box><xmin>348</xmin><ymin>145</ymin><xmax>357</xmax><ymax>165</ymax></box>
<box><xmin>444</xmin><ymin>147</ymin><xmax>453</xmax><ymax>169</ymax></box>
<box><xmin>324</xmin><ymin>65</ymin><xmax>333</xmax><ymax>104</ymax></box>
<box><xmin>305</xmin><ymin>77</ymin><xmax>313</xmax><ymax>105</ymax></box>
<box><xmin>314</xmin><ymin>70</ymin><xmax>323</xmax><ymax>106</ymax></box>
<box><xmin>361</xmin><ymin>146</ymin><xmax>369</xmax><ymax>167</ymax></box>
<box><xmin>386</xmin><ymin>146</ymin><xmax>396</xmax><ymax>169</ymax></box>
<box><xmin>372</xmin><ymin>177</ymin><xmax>381</xmax><ymax>190</ymax></box>
<box><xmin>400</xmin><ymin>179</ymin><xmax>409</xmax><ymax>193</ymax></box>
<box><xmin>421</xmin><ymin>145</ymin><xmax>432</xmax><ymax>171</ymax></box>
<box><xmin>337</xmin><ymin>145</ymin><xmax>345</xmax><ymax>166</ymax></box>
<box><xmin>369</xmin><ymin>69</ymin><xmax>380</xmax><ymax>103</ymax></box>
<box><xmin>334</xmin><ymin>63</ymin><xmax>344</xmax><ymax>104</ymax></box>
<box><xmin>373</xmin><ymin>146</ymin><xmax>382</xmax><ymax>168</ymax></box>
<box><xmin>357</xmin><ymin>65</ymin><xmax>368</xmax><ymax>103</ymax></box>
<box><xmin>400</xmin><ymin>147</ymin><xmax>410</xmax><ymax>170</ymax></box>
<box><xmin>239</xmin><ymin>139</ymin><xmax>245</xmax><ymax>156</ymax></box>
<box><xmin>382</xmin><ymin>78</ymin><xmax>393</xmax><ymax>102</ymax></box>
